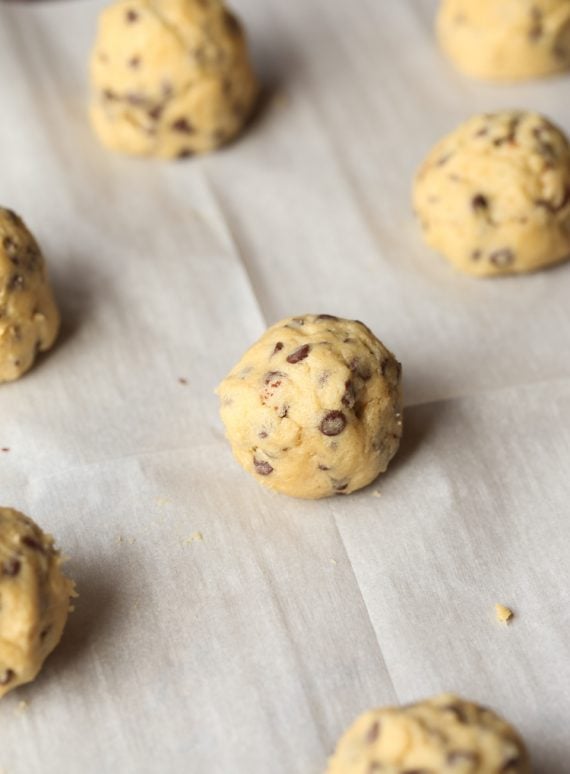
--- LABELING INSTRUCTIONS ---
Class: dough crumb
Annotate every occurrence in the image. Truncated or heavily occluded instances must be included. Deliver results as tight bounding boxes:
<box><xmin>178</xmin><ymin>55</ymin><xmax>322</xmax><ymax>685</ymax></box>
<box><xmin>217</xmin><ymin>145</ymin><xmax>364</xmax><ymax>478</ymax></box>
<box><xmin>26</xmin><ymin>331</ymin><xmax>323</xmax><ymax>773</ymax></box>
<box><xmin>15</xmin><ymin>700</ymin><xmax>29</xmax><ymax>715</ymax></box>
<box><xmin>183</xmin><ymin>532</ymin><xmax>204</xmax><ymax>545</ymax></box>
<box><xmin>370</xmin><ymin>489</ymin><xmax>381</xmax><ymax>498</ymax></box>
<box><xmin>495</xmin><ymin>603</ymin><xmax>514</xmax><ymax>624</ymax></box>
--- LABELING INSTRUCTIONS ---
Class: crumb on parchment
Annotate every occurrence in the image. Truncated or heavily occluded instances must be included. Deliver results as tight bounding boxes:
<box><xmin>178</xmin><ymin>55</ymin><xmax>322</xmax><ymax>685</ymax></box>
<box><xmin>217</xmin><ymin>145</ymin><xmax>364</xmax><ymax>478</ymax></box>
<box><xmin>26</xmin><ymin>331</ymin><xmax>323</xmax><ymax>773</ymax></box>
<box><xmin>495</xmin><ymin>603</ymin><xmax>514</xmax><ymax>624</ymax></box>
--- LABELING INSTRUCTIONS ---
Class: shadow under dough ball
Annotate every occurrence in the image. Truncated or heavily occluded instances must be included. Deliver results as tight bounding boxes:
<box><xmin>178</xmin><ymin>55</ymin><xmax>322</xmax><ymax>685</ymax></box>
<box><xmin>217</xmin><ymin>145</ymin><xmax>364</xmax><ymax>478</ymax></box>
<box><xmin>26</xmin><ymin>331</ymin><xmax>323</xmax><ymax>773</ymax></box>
<box><xmin>0</xmin><ymin>207</ymin><xmax>60</xmax><ymax>382</ymax></box>
<box><xmin>413</xmin><ymin>111</ymin><xmax>570</xmax><ymax>277</ymax></box>
<box><xmin>89</xmin><ymin>0</ymin><xmax>259</xmax><ymax>159</ymax></box>
<box><xmin>437</xmin><ymin>0</ymin><xmax>570</xmax><ymax>81</ymax></box>
<box><xmin>0</xmin><ymin>507</ymin><xmax>75</xmax><ymax>698</ymax></box>
<box><xmin>326</xmin><ymin>693</ymin><xmax>531</xmax><ymax>774</ymax></box>
<box><xmin>216</xmin><ymin>314</ymin><xmax>402</xmax><ymax>500</ymax></box>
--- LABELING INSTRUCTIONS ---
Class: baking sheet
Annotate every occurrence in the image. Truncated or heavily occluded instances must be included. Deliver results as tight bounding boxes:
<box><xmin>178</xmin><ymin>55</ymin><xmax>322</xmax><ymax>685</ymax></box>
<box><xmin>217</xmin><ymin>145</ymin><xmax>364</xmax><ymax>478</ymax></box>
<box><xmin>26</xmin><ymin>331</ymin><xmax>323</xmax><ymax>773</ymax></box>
<box><xmin>1</xmin><ymin>1</ymin><xmax>569</xmax><ymax>772</ymax></box>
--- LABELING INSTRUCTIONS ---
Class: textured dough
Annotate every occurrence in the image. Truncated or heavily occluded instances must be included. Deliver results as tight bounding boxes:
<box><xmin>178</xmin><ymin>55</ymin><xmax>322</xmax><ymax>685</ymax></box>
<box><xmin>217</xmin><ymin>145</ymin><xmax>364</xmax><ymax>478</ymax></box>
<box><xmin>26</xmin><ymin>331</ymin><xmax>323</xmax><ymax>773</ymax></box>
<box><xmin>413</xmin><ymin>111</ymin><xmax>570</xmax><ymax>277</ymax></box>
<box><xmin>216</xmin><ymin>315</ymin><xmax>402</xmax><ymax>500</ymax></box>
<box><xmin>0</xmin><ymin>508</ymin><xmax>75</xmax><ymax>698</ymax></box>
<box><xmin>437</xmin><ymin>0</ymin><xmax>570</xmax><ymax>81</ymax></box>
<box><xmin>327</xmin><ymin>693</ymin><xmax>531</xmax><ymax>774</ymax></box>
<box><xmin>90</xmin><ymin>0</ymin><xmax>259</xmax><ymax>158</ymax></box>
<box><xmin>0</xmin><ymin>208</ymin><xmax>60</xmax><ymax>382</ymax></box>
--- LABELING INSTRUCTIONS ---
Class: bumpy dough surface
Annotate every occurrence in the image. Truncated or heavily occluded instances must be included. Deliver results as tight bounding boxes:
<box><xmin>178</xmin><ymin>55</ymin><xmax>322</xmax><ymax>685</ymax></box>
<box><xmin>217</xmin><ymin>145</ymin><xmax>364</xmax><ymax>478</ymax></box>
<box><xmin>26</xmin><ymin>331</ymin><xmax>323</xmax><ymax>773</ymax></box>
<box><xmin>217</xmin><ymin>315</ymin><xmax>402</xmax><ymax>500</ymax></box>
<box><xmin>437</xmin><ymin>0</ymin><xmax>570</xmax><ymax>81</ymax></box>
<box><xmin>0</xmin><ymin>508</ymin><xmax>75</xmax><ymax>698</ymax></box>
<box><xmin>90</xmin><ymin>0</ymin><xmax>259</xmax><ymax>158</ymax></box>
<box><xmin>327</xmin><ymin>693</ymin><xmax>531</xmax><ymax>774</ymax></box>
<box><xmin>0</xmin><ymin>208</ymin><xmax>60</xmax><ymax>382</ymax></box>
<box><xmin>413</xmin><ymin>111</ymin><xmax>570</xmax><ymax>277</ymax></box>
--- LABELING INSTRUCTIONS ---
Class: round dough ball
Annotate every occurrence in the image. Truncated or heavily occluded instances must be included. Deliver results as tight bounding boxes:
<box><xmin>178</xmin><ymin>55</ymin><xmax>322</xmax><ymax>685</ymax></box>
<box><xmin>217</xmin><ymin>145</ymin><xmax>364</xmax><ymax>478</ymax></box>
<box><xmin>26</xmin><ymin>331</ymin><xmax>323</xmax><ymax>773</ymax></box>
<box><xmin>0</xmin><ymin>507</ymin><xmax>75</xmax><ymax>698</ymax></box>
<box><xmin>413</xmin><ymin>111</ymin><xmax>570</xmax><ymax>277</ymax></box>
<box><xmin>89</xmin><ymin>0</ymin><xmax>259</xmax><ymax>158</ymax></box>
<box><xmin>437</xmin><ymin>0</ymin><xmax>570</xmax><ymax>81</ymax></box>
<box><xmin>216</xmin><ymin>315</ymin><xmax>402</xmax><ymax>500</ymax></box>
<box><xmin>327</xmin><ymin>693</ymin><xmax>531</xmax><ymax>774</ymax></box>
<box><xmin>0</xmin><ymin>207</ymin><xmax>60</xmax><ymax>382</ymax></box>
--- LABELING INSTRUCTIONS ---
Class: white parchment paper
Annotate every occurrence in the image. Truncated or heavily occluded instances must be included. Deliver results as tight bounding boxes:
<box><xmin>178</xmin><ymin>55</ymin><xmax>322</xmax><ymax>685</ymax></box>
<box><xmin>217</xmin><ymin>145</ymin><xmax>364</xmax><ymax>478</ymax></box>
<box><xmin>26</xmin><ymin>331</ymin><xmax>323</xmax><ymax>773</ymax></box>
<box><xmin>0</xmin><ymin>1</ymin><xmax>569</xmax><ymax>772</ymax></box>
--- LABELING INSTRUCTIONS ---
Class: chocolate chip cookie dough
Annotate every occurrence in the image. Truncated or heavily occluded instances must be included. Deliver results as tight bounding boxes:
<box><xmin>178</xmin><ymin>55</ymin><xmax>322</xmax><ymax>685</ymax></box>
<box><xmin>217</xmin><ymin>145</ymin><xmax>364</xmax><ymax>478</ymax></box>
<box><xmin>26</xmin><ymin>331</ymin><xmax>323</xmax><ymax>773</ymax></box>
<box><xmin>0</xmin><ymin>208</ymin><xmax>60</xmax><ymax>382</ymax></box>
<box><xmin>413</xmin><ymin>111</ymin><xmax>570</xmax><ymax>277</ymax></box>
<box><xmin>437</xmin><ymin>0</ymin><xmax>570</xmax><ymax>81</ymax></box>
<box><xmin>327</xmin><ymin>694</ymin><xmax>530</xmax><ymax>774</ymax></box>
<box><xmin>216</xmin><ymin>315</ymin><xmax>402</xmax><ymax>500</ymax></box>
<box><xmin>0</xmin><ymin>507</ymin><xmax>75</xmax><ymax>698</ymax></box>
<box><xmin>90</xmin><ymin>0</ymin><xmax>259</xmax><ymax>158</ymax></box>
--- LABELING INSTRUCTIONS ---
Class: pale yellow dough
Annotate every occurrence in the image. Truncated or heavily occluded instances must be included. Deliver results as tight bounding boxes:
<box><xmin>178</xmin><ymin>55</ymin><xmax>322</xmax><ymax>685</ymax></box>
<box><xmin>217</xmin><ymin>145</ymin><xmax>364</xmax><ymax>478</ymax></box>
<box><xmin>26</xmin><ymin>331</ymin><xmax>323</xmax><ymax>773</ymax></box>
<box><xmin>327</xmin><ymin>693</ymin><xmax>531</xmax><ymax>774</ymax></box>
<box><xmin>216</xmin><ymin>315</ymin><xmax>402</xmax><ymax>500</ymax></box>
<box><xmin>437</xmin><ymin>0</ymin><xmax>570</xmax><ymax>81</ymax></box>
<box><xmin>0</xmin><ymin>508</ymin><xmax>75</xmax><ymax>698</ymax></box>
<box><xmin>0</xmin><ymin>208</ymin><xmax>60</xmax><ymax>382</ymax></box>
<box><xmin>90</xmin><ymin>0</ymin><xmax>259</xmax><ymax>158</ymax></box>
<box><xmin>413</xmin><ymin>111</ymin><xmax>570</xmax><ymax>277</ymax></box>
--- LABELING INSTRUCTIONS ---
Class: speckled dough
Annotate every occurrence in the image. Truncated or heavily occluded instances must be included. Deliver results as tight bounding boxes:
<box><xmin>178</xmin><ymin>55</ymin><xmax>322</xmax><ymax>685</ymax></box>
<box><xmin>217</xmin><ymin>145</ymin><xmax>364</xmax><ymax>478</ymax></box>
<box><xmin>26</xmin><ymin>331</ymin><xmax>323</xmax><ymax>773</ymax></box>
<box><xmin>0</xmin><ymin>508</ymin><xmax>75</xmax><ymax>698</ymax></box>
<box><xmin>413</xmin><ymin>111</ymin><xmax>570</xmax><ymax>277</ymax></box>
<box><xmin>90</xmin><ymin>0</ymin><xmax>259</xmax><ymax>158</ymax></box>
<box><xmin>216</xmin><ymin>315</ymin><xmax>402</xmax><ymax>500</ymax></box>
<box><xmin>437</xmin><ymin>0</ymin><xmax>570</xmax><ymax>81</ymax></box>
<box><xmin>0</xmin><ymin>208</ymin><xmax>60</xmax><ymax>382</ymax></box>
<box><xmin>326</xmin><ymin>693</ymin><xmax>531</xmax><ymax>774</ymax></box>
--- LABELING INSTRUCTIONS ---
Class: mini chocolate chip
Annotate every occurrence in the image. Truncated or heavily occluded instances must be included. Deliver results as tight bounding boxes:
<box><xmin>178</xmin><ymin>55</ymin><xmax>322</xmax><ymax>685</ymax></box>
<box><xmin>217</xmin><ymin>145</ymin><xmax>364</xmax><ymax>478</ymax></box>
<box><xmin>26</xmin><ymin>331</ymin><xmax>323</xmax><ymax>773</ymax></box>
<box><xmin>442</xmin><ymin>704</ymin><xmax>468</xmax><ymax>723</ymax></box>
<box><xmin>316</xmin><ymin>314</ymin><xmax>338</xmax><ymax>321</ymax></box>
<box><xmin>103</xmin><ymin>88</ymin><xmax>118</xmax><ymax>101</ymax></box>
<box><xmin>253</xmin><ymin>458</ymin><xmax>273</xmax><ymax>476</ymax></box>
<box><xmin>366</xmin><ymin>720</ymin><xmax>380</xmax><ymax>743</ymax></box>
<box><xmin>320</xmin><ymin>410</ymin><xmax>346</xmax><ymax>436</ymax></box>
<box><xmin>471</xmin><ymin>249</ymin><xmax>482</xmax><ymax>261</ymax></box>
<box><xmin>472</xmin><ymin>194</ymin><xmax>488</xmax><ymax>211</ymax></box>
<box><xmin>223</xmin><ymin>9</ymin><xmax>241</xmax><ymax>35</ymax></box>
<box><xmin>172</xmin><ymin>118</ymin><xmax>195</xmax><ymax>134</ymax></box>
<box><xmin>500</xmin><ymin>757</ymin><xmax>520</xmax><ymax>772</ymax></box>
<box><xmin>536</xmin><ymin>186</ymin><xmax>570</xmax><ymax>214</ymax></box>
<box><xmin>489</xmin><ymin>248</ymin><xmax>515</xmax><ymax>267</ymax></box>
<box><xmin>1</xmin><ymin>447</ymin><xmax>10</xmax><ymax>452</ymax></box>
<box><xmin>258</xmin><ymin>431</ymin><xmax>268</xmax><ymax>439</ymax></box>
<box><xmin>0</xmin><ymin>669</ymin><xmax>15</xmax><ymax>685</ymax></box>
<box><xmin>148</xmin><ymin>105</ymin><xmax>163</xmax><ymax>121</ymax></box>
<box><xmin>286</xmin><ymin>344</ymin><xmax>310</xmax><ymax>364</ymax></box>
<box><xmin>21</xmin><ymin>535</ymin><xmax>44</xmax><ymax>552</ymax></box>
<box><xmin>128</xmin><ymin>56</ymin><xmax>141</xmax><ymax>68</ymax></box>
<box><xmin>349</xmin><ymin>358</ymin><xmax>371</xmax><ymax>380</ymax></box>
<box><xmin>272</xmin><ymin>342</ymin><xmax>284</xmax><ymax>355</ymax></box>
<box><xmin>264</xmin><ymin>371</ymin><xmax>286</xmax><ymax>387</ymax></box>
<box><xmin>318</xmin><ymin>464</ymin><xmax>330</xmax><ymax>471</ymax></box>
<box><xmin>178</xmin><ymin>149</ymin><xmax>195</xmax><ymax>159</ymax></box>
<box><xmin>341</xmin><ymin>380</ymin><xmax>356</xmax><ymax>409</ymax></box>
<box><xmin>2</xmin><ymin>558</ymin><xmax>20</xmax><ymax>577</ymax></box>
<box><xmin>126</xmin><ymin>9</ymin><xmax>139</xmax><ymax>22</ymax></box>
<box><xmin>436</xmin><ymin>153</ymin><xmax>452</xmax><ymax>166</ymax></box>
<box><xmin>40</xmin><ymin>624</ymin><xmax>52</xmax><ymax>641</ymax></box>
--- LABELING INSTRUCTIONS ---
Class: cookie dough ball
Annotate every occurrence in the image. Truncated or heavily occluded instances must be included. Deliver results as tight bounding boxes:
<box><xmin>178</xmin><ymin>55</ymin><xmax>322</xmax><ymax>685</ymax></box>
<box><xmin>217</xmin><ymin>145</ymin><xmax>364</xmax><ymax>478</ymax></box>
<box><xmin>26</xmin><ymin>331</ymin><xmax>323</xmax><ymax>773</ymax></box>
<box><xmin>437</xmin><ymin>0</ymin><xmax>570</xmax><ymax>81</ymax></box>
<box><xmin>327</xmin><ymin>693</ymin><xmax>531</xmax><ymax>774</ymax></box>
<box><xmin>216</xmin><ymin>315</ymin><xmax>402</xmax><ymax>500</ymax></box>
<box><xmin>90</xmin><ymin>0</ymin><xmax>259</xmax><ymax>159</ymax></box>
<box><xmin>0</xmin><ymin>208</ymin><xmax>60</xmax><ymax>382</ymax></box>
<box><xmin>413</xmin><ymin>111</ymin><xmax>570</xmax><ymax>277</ymax></box>
<box><xmin>0</xmin><ymin>507</ymin><xmax>75</xmax><ymax>698</ymax></box>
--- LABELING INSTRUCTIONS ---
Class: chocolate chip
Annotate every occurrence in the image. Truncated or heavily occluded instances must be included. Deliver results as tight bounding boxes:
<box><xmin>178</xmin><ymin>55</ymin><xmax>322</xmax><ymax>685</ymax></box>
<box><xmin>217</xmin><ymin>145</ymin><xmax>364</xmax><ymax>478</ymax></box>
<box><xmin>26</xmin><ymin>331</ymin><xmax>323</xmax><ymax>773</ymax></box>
<box><xmin>318</xmin><ymin>464</ymin><xmax>330</xmax><ymax>471</ymax></box>
<box><xmin>349</xmin><ymin>358</ymin><xmax>371</xmax><ymax>380</ymax></box>
<box><xmin>128</xmin><ymin>56</ymin><xmax>141</xmax><ymax>68</ymax></box>
<box><xmin>366</xmin><ymin>720</ymin><xmax>380</xmax><ymax>743</ymax></box>
<box><xmin>286</xmin><ymin>344</ymin><xmax>310</xmax><ymax>364</ymax></box>
<box><xmin>126</xmin><ymin>9</ymin><xmax>139</xmax><ymax>22</ymax></box>
<box><xmin>471</xmin><ymin>249</ymin><xmax>482</xmax><ymax>261</ymax></box>
<box><xmin>320</xmin><ymin>411</ymin><xmax>346</xmax><ymax>436</ymax></box>
<box><xmin>172</xmin><ymin>118</ymin><xmax>195</xmax><ymax>134</ymax></box>
<box><xmin>2</xmin><ymin>558</ymin><xmax>20</xmax><ymax>577</ymax></box>
<box><xmin>1</xmin><ymin>447</ymin><xmax>10</xmax><ymax>452</ymax></box>
<box><xmin>436</xmin><ymin>153</ymin><xmax>452</xmax><ymax>166</ymax></box>
<box><xmin>253</xmin><ymin>458</ymin><xmax>273</xmax><ymax>476</ymax></box>
<box><xmin>21</xmin><ymin>535</ymin><xmax>44</xmax><ymax>552</ymax></box>
<box><xmin>316</xmin><ymin>314</ymin><xmax>338</xmax><ymax>321</ymax></box>
<box><xmin>40</xmin><ymin>624</ymin><xmax>52</xmax><ymax>641</ymax></box>
<box><xmin>258</xmin><ymin>431</ymin><xmax>268</xmax><ymax>439</ymax></box>
<box><xmin>103</xmin><ymin>88</ymin><xmax>118</xmax><ymax>101</ymax></box>
<box><xmin>341</xmin><ymin>380</ymin><xmax>356</xmax><ymax>409</ymax></box>
<box><xmin>500</xmin><ymin>757</ymin><xmax>520</xmax><ymax>772</ymax></box>
<box><xmin>0</xmin><ymin>669</ymin><xmax>15</xmax><ymax>685</ymax></box>
<box><xmin>489</xmin><ymin>248</ymin><xmax>515</xmax><ymax>268</ymax></box>
<box><xmin>264</xmin><ymin>371</ymin><xmax>286</xmax><ymax>387</ymax></box>
<box><xmin>223</xmin><ymin>10</ymin><xmax>241</xmax><ymax>35</ymax></box>
<box><xmin>536</xmin><ymin>186</ymin><xmax>570</xmax><ymax>214</ymax></box>
<box><xmin>148</xmin><ymin>105</ymin><xmax>163</xmax><ymax>121</ymax></box>
<box><xmin>472</xmin><ymin>194</ymin><xmax>488</xmax><ymax>211</ymax></box>
<box><xmin>272</xmin><ymin>342</ymin><xmax>284</xmax><ymax>355</ymax></box>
